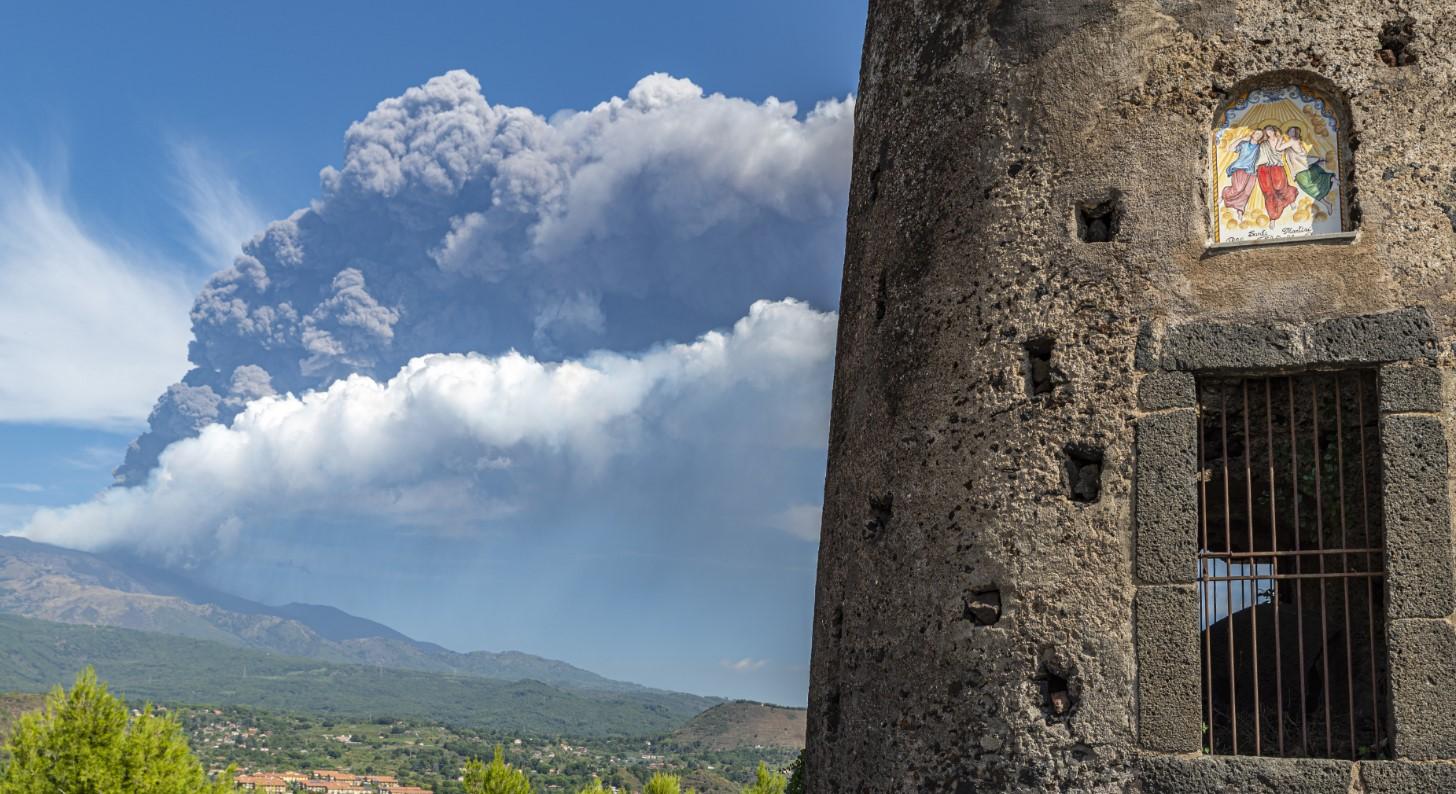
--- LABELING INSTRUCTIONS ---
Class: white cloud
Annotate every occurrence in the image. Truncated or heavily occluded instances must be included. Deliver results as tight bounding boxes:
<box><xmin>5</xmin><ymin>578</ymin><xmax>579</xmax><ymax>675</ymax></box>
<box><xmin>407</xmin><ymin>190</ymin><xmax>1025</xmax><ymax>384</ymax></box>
<box><xmin>722</xmin><ymin>658</ymin><xmax>769</xmax><ymax>673</ymax></box>
<box><xmin>0</xmin><ymin>162</ymin><xmax>196</xmax><ymax>427</ymax></box>
<box><xmin>767</xmin><ymin>503</ymin><xmax>823</xmax><ymax>542</ymax></box>
<box><xmin>0</xmin><ymin>504</ymin><xmax>40</xmax><ymax>535</ymax></box>
<box><xmin>170</xmin><ymin>142</ymin><xmax>267</xmax><ymax>272</ymax></box>
<box><xmin>0</xmin><ymin>483</ymin><xmax>42</xmax><ymax>493</ymax></box>
<box><xmin>19</xmin><ymin>300</ymin><xmax>837</xmax><ymax>562</ymax></box>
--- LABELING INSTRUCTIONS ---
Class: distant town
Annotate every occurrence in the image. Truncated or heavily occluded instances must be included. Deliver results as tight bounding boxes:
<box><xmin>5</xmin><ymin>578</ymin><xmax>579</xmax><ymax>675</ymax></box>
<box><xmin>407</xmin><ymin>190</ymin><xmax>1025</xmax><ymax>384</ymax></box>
<box><xmin>235</xmin><ymin>770</ymin><xmax>432</xmax><ymax>794</ymax></box>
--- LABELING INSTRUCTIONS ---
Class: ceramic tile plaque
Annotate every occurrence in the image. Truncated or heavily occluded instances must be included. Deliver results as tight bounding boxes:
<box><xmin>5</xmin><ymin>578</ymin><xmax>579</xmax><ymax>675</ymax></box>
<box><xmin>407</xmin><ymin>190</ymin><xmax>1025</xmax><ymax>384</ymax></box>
<box><xmin>1211</xmin><ymin>86</ymin><xmax>1342</xmax><ymax>244</ymax></box>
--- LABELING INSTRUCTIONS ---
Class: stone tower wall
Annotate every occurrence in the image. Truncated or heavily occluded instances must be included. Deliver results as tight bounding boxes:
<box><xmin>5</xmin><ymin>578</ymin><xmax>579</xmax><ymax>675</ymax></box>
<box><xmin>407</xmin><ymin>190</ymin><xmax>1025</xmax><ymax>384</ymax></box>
<box><xmin>806</xmin><ymin>1</ymin><xmax>1456</xmax><ymax>791</ymax></box>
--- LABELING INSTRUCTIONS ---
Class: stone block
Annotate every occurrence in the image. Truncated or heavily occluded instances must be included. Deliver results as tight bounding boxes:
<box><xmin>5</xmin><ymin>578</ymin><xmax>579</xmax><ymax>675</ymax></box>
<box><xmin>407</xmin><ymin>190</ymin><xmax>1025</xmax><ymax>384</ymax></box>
<box><xmin>1159</xmin><ymin>321</ymin><xmax>1301</xmax><ymax>372</ymax></box>
<box><xmin>1305</xmin><ymin>308</ymin><xmax>1436</xmax><ymax>365</ymax></box>
<box><xmin>1135</xmin><ymin>586</ymin><xmax>1202</xmax><ymax>752</ymax></box>
<box><xmin>1135</xmin><ymin>321</ymin><xmax>1159</xmax><ymax>371</ymax></box>
<box><xmin>1138</xmin><ymin>755</ymin><xmax>1351</xmax><ymax>794</ymax></box>
<box><xmin>1361</xmin><ymin>760</ymin><xmax>1456</xmax><ymax>792</ymax></box>
<box><xmin>1388</xmin><ymin>618</ymin><xmax>1456</xmax><ymax>760</ymax></box>
<box><xmin>1135</xmin><ymin>409</ymin><xmax>1198</xmax><ymax>584</ymax></box>
<box><xmin>1138</xmin><ymin>371</ymin><xmax>1197</xmax><ymax>410</ymax></box>
<box><xmin>1379</xmin><ymin>364</ymin><xmax>1443</xmax><ymax>414</ymax></box>
<box><xmin>1381</xmin><ymin>415</ymin><xmax>1455</xmax><ymax>619</ymax></box>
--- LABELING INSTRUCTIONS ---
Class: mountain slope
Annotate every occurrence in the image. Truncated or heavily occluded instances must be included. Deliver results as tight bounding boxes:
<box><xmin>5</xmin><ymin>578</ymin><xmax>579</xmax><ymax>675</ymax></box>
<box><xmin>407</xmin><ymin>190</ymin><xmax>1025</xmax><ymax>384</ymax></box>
<box><xmin>0</xmin><ymin>612</ymin><xmax>715</xmax><ymax>737</ymax></box>
<box><xmin>0</xmin><ymin>536</ymin><xmax>630</xmax><ymax>692</ymax></box>
<box><xmin>667</xmin><ymin>701</ymin><xmax>806</xmax><ymax>751</ymax></box>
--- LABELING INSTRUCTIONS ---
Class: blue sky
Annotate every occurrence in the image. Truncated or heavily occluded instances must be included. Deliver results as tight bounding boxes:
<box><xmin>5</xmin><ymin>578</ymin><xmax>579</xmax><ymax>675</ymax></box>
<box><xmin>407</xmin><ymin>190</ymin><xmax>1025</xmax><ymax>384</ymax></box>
<box><xmin>0</xmin><ymin>3</ymin><xmax>865</xmax><ymax>705</ymax></box>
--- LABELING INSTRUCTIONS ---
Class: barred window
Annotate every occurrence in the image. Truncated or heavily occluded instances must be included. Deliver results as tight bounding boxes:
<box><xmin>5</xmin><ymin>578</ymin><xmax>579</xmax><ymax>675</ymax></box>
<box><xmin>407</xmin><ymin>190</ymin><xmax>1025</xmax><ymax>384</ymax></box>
<box><xmin>1197</xmin><ymin>371</ymin><xmax>1388</xmax><ymax>759</ymax></box>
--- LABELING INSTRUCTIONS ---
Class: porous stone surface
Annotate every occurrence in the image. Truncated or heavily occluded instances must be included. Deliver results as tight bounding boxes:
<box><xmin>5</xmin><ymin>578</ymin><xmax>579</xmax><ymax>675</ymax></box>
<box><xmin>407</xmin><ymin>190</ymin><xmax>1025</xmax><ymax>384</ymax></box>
<box><xmin>1134</xmin><ymin>411</ymin><xmax>1197</xmax><ymax>584</ymax></box>
<box><xmin>1361</xmin><ymin>760</ymin><xmax>1456</xmax><ymax>792</ymax></box>
<box><xmin>1388</xmin><ymin>619</ymin><xmax>1456</xmax><ymax>760</ymax></box>
<box><xmin>1379</xmin><ymin>363</ymin><xmax>1444</xmax><ymax>414</ymax></box>
<box><xmin>1136</xmin><ymin>372</ymin><xmax>1196</xmax><ymax>410</ymax></box>
<box><xmin>1138</xmin><ymin>756</ymin><xmax>1351</xmax><ymax>794</ymax></box>
<box><xmin>1142</xmin><ymin>309</ymin><xmax>1436</xmax><ymax>372</ymax></box>
<box><xmin>1381</xmin><ymin>415</ymin><xmax>1455</xmax><ymax>619</ymax></box>
<box><xmin>1305</xmin><ymin>308</ymin><xmax>1437</xmax><ymax>364</ymax></box>
<box><xmin>1158</xmin><ymin>321</ymin><xmax>1302</xmax><ymax>371</ymax></box>
<box><xmin>1134</xmin><ymin>587</ymin><xmax>1200</xmax><ymax>752</ymax></box>
<box><xmin>807</xmin><ymin>1</ymin><xmax>1456</xmax><ymax>791</ymax></box>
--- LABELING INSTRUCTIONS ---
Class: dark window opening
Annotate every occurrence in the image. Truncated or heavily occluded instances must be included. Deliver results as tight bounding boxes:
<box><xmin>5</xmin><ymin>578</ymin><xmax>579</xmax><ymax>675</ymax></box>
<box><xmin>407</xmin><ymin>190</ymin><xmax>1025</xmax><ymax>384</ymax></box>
<box><xmin>1377</xmin><ymin>17</ymin><xmax>1418</xmax><ymax>67</ymax></box>
<box><xmin>1023</xmin><ymin>337</ymin><xmax>1057</xmax><ymax>398</ymax></box>
<box><xmin>1038</xmin><ymin>665</ymin><xmax>1074</xmax><ymax>721</ymax></box>
<box><xmin>1063</xmin><ymin>443</ymin><xmax>1103</xmax><ymax>503</ymax></box>
<box><xmin>1077</xmin><ymin>192</ymin><xmax>1123</xmax><ymax>242</ymax></box>
<box><xmin>1197</xmin><ymin>371</ymin><xmax>1388</xmax><ymax>760</ymax></box>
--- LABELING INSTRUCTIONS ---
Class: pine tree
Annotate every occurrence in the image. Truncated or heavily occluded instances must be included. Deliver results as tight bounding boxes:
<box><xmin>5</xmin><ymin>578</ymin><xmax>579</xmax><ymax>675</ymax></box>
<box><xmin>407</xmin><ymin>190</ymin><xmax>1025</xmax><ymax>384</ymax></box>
<box><xmin>742</xmin><ymin>761</ymin><xmax>787</xmax><ymax>794</ymax></box>
<box><xmin>576</xmin><ymin>779</ymin><xmax>607</xmax><ymax>794</ymax></box>
<box><xmin>0</xmin><ymin>667</ymin><xmax>233</xmax><ymax>793</ymax></box>
<box><xmin>462</xmin><ymin>745</ymin><xmax>532</xmax><ymax>794</ymax></box>
<box><xmin>644</xmin><ymin>772</ymin><xmax>682</xmax><ymax>794</ymax></box>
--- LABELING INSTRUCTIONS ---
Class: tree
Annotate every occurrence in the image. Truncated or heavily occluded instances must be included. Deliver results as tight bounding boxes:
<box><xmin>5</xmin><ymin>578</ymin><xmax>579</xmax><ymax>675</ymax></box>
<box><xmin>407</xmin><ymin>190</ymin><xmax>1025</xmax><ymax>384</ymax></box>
<box><xmin>0</xmin><ymin>667</ymin><xmax>233</xmax><ymax>794</ymax></box>
<box><xmin>462</xmin><ymin>745</ymin><xmax>532</xmax><ymax>794</ymax></box>
<box><xmin>743</xmin><ymin>761</ymin><xmax>787</xmax><ymax>794</ymax></box>
<box><xmin>785</xmin><ymin>751</ymin><xmax>805</xmax><ymax>794</ymax></box>
<box><xmin>644</xmin><ymin>773</ymin><xmax>681</xmax><ymax>794</ymax></box>
<box><xmin>577</xmin><ymin>779</ymin><xmax>607</xmax><ymax>794</ymax></box>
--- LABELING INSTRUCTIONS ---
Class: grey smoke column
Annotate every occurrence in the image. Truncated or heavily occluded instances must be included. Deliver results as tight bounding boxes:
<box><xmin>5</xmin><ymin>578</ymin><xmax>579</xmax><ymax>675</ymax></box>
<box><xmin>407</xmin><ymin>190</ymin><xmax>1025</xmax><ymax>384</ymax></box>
<box><xmin>808</xmin><ymin>1</ymin><xmax>1456</xmax><ymax>791</ymax></box>
<box><xmin>115</xmin><ymin>71</ymin><xmax>852</xmax><ymax>485</ymax></box>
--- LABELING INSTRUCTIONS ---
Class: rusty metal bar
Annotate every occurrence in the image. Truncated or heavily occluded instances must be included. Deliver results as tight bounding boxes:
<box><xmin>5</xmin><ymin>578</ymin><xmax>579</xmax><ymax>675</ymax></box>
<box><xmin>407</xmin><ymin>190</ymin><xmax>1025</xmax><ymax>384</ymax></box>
<box><xmin>1199</xmin><ymin>396</ymin><xmax>1214</xmax><ymax>753</ymax></box>
<box><xmin>1222</xmin><ymin>386</ymin><xmax>1237</xmax><ymax>755</ymax></box>
<box><xmin>1265</xmin><ymin>377</ymin><xmax>1285</xmax><ymax>755</ymax></box>
<box><xmin>1198</xmin><ymin>548</ymin><xmax>1381</xmax><ymax>560</ymax></box>
<box><xmin>1203</xmin><ymin>571</ymin><xmax>1383</xmax><ymax>582</ymax></box>
<box><xmin>1311</xmin><ymin>378</ymin><xmax>1332</xmax><ymax>757</ymax></box>
<box><xmin>1356</xmin><ymin>375</ymin><xmax>1381</xmax><ymax>755</ymax></box>
<box><xmin>1289</xmin><ymin>376</ymin><xmax>1309</xmax><ymax>753</ymax></box>
<box><xmin>1334</xmin><ymin>375</ymin><xmax>1357</xmax><ymax>758</ymax></box>
<box><xmin>1243</xmin><ymin>380</ymin><xmax>1262</xmax><ymax>754</ymax></box>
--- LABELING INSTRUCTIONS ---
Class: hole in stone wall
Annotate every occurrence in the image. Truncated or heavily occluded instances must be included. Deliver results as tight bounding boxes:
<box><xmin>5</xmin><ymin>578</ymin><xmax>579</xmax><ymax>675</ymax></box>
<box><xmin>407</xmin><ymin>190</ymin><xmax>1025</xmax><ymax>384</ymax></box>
<box><xmin>874</xmin><ymin>273</ymin><xmax>887</xmax><ymax>325</ymax></box>
<box><xmin>1023</xmin><ymin>336</ymin><xmax>1058</xmax><ymax>398</ymax></box>
<box><xmin>1063</xmin><ymin>443</ymin><xmax>1104</xmax><ymax>503</ymax></box>
<box><xmin>832</xmin><ymin>605</ymin><xmax>844</xmax><ymax>641</ymax></box>
<box><xmin>824</xmin><ymin>688</ymin><xmax>841</xmax><ymax>737</ymax></box>
<box><xmin>1039</xmin><ymin>665</ymin><xmax>1075</xmax><ymax>720</ymax></box>
<box><xmin>1077</xmin><ymin>192</ymin><xmax>1123</xmax><ymax>242</ymax></box>
<box><xmin>864</xmin><ymin>492</ymin><xmax>894</xmax><ymax>540</ymax></box>
<box><xmin>1377</xmin><ymin>17</ymin><xmax>1418</xmax><ymax>66</ymax></box>
<box><xmin>963</xmin><ymin>588</ymin><xmax>1002</xmax><ymax>626</ymax></box>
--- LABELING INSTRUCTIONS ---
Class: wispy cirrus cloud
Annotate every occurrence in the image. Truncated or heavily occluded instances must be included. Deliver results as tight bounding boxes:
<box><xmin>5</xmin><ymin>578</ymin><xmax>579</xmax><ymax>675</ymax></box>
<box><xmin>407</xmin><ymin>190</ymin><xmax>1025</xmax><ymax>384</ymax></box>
<box><xmin>722</xmin><ymin>658</ymin><xmax>769</xmax><ymax>673</ymax></box>
<box><xmin>767</xmin><ymin>502</ymin><xmax>823</xmax><ymax>542</ymax></box>
<box><xmin>0</xmin><ymin>161</ymin><xmax>195</xmax><ymax>428</ymax></box>
<box><xmin>168</xmin><ymin>141</ymin><xmax>267</xmax><ymax>273</ymax></box>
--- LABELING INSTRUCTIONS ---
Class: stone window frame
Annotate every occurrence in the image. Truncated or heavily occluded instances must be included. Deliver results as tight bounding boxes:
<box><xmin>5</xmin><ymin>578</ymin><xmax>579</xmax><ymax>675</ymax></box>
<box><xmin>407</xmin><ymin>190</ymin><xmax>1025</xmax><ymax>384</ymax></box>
<box><xmin>1131</xmin><ymin>308</ymin><xmax>1456</xmax><ymax>777</ymax></box>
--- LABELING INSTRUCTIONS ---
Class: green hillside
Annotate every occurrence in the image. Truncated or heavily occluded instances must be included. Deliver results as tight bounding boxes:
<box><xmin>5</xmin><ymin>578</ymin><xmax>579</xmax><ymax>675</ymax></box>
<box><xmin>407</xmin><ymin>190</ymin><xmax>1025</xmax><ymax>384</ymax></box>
<box><xmin>668</xmin><ymin>700</ymin><xmax>806</xmax><ymax>751</ymax></box>
<box><xmin>0</xmin><ymin>613</ymin><xmax>715</xmax><ymax>738</ymax></box>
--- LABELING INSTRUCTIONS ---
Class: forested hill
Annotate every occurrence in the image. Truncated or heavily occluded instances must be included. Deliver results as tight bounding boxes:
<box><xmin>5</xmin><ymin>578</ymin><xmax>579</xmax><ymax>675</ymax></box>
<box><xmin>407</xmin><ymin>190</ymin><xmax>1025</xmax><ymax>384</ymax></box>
<box><xmin>0</xmin><ymin>535</ymin><xmax>634</xmax><ymax>693</ymax></box>
<box><xmin>0</xmin><ymin>613</ymin><xmax>717</xmax><ymax>738</ymax></box>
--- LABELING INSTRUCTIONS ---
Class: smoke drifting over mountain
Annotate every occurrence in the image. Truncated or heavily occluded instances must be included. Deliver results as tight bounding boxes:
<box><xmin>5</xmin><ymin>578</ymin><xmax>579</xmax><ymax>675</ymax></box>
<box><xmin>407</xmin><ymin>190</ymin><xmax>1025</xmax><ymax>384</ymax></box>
<box><xmin>116</xmin><ymin>70</ymin><xmax>853</xmax><ymax>485</ymax></box>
